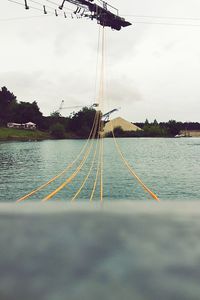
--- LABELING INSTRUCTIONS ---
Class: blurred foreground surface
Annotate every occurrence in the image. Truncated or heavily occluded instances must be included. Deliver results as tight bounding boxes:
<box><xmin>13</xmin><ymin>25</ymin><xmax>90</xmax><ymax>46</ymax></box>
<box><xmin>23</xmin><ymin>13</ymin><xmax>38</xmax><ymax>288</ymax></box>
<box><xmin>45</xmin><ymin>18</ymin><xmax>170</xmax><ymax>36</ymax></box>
<box><xmin>0</xmin><ymin>201</ymin><xmax>200</xmax><ymax>300</ymax></box>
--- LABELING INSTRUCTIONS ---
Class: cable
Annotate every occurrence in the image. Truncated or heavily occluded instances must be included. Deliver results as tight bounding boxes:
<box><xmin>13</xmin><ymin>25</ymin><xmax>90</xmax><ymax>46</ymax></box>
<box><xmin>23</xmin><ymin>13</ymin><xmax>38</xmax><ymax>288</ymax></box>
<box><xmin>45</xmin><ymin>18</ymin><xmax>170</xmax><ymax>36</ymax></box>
<box><xmin>44</xmin><ymin>26</ymin><xmax>106</xmax><ymax>203</ymax></box>
<box><xmin>89</xmin><ymin>26</ymin><xmax>105</xmax><ymax>202</ymax></box>
<box><xmin>16</xmin><ymin>110</ymin><xmax>99</xmax><ymax>203</ymax></box>
<box><xmin>100</xmin><ymin>135</ymin><xmax>104</xmax><ymax>202</ymax></box>
<box><xmin>99</xmin><ymin>27</ymin><xmax>106</xmax><ymax>203</ymax></box>
<box><xmin>89</xmin><ymin>132</ymin><xmax>102</xmax><ymax>202</ymax></box>
<box><xmin>29</xmin><ymin>0</ymin><xmax>57</xmax><ymax>11</ymax></box>
<box><xmin>71</xmin><ymin>116</ymin><xmax>101</xmax><ymax>202</ymax></box>
<box><xmin>71</xmin><ymin>138</ymin><xmax>99</xmax><ymax>201</ymax></box>
<box><xmin>8</xmin><ymin>0</ymin><xmax>49</xmax><ymax>13</ymax></box>
<box><xmin>7</xmin><ymin>0</ymin><xmax>24</xmax><ymax>7</ymax></box>
<box><xmin>46</xmin><ymin>0</ymin><xmax>74</xmax><ymax>12</ymax></box>
<box><xmin>16</xmin><ymin>20</ymin><xmax>103</xmax><ymax>204</ymax></box>
<box><xmin>111</xmin><ymin>120</ymin><xmax>160</xmax><ymax>202</ymax></box>
<box><xmin>7</xmin><ymin>0</ymin><xmax>70</xmax><ymax>17</ymax></box>
<box><xmin>42</xmin><ymin>140</ymin><xmax>94</xmax><ymax>202</ymax></box>
<box><xmin>123</xmin><ymin>14</ymin><xmax>200</xmax><ymax>22</ymax></box>
<box><xmin>0</xmin><ymin>15</ymin><xmax>52</xmax><ymax>21</ymax></box>
<box><xmin>93</xmin><ymin>24</ymin><xmax>101</xmax><ymax>106</ymax></box>
<box><xmin>133</xmin><ymin>21</ymin><xmax>200</xmax><ymax>27</ymax></box>
<box><xmin>42</xmin><ymin>111</ymin><xmax>100</xmax><ymax>202</ymax></box>
<box><xmin>71</xmin><ymin>27</ymin><xmax>105</xmax><ymax>203</ymax></box>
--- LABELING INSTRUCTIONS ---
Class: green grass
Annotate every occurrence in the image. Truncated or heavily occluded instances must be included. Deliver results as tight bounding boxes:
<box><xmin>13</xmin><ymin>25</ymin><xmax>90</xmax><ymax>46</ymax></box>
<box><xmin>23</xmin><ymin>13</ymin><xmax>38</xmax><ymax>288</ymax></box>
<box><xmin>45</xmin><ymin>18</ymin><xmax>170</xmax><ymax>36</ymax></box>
<box><xmin>0</xmin><ymin>127</ymin><xmax>50</xmax><ymax>141</ymax></box>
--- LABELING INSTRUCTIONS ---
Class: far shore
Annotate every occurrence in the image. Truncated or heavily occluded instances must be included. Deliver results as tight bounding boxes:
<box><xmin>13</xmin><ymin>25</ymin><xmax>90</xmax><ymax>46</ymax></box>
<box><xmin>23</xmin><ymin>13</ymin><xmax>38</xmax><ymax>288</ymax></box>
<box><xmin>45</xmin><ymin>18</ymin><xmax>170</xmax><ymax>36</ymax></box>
<box><xmin>0</xmin><ymin>127</ymin><xmax>199</xmax><ymax>142</ymax></box>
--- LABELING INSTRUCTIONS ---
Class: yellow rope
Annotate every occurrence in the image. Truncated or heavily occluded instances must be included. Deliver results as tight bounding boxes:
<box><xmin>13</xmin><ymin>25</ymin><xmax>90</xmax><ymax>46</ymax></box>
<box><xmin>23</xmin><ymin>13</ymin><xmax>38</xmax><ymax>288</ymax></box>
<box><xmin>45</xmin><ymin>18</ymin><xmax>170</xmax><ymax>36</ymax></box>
<box><xmin>71</xmin><ymin>124</ymin><xmax>101</xmax><ymax>202</ymax></box>
<box><xmin>100</xmin><ymin>136</ymin><xmax>104</xmax><ymax>202</ymax></box>
<box><xmin>71</xmin><ymin>26</ymin><xmax>106</xmax><ymax>203</ymax></box>
<box><xmin>39</xmin><ymin>28</ymin><xmax>105</xmax><ymax>202</ymax></box>
<box><xmin>42</xmin><ymin>111</ymin><xmax>101</xmax><ymax>202</ymax></box>
<box><xmin>111</xmin><ymin>121</ymin><xmax>160</xmax><ymax>202</ymax></box>
<box><xmin>16</xmin><ymin>111</ymin><xmax>99</xmax><ymax>203</ymax></box>
<box><xmin>89</xmin><ymin>136</ymin><xmax>102</xmax><ymax>202</ymax></box>
<box><xmin>42</xmin><ymin>141</ymin><xmax>94</xmax><ymax>202</ymax></box>
<box><xmin>98</xmin><ymin>27</ymin><xmax>105</xmax><ymax>202</ymax></box>
<box><xmin>41</xmin><ymin>26</ymin><xmax>106</xmax><ymax>203</ymax></box>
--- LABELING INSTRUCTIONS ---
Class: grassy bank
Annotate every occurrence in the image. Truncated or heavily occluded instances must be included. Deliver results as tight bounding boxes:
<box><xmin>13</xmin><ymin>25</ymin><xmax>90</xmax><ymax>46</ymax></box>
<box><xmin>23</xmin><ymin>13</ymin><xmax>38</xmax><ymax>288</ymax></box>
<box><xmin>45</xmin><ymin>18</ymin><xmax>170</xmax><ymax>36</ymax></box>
<box><xmin>0</xmin><ymin>127</ymin><xmax>50</xmax><ymax>141</ymax></box>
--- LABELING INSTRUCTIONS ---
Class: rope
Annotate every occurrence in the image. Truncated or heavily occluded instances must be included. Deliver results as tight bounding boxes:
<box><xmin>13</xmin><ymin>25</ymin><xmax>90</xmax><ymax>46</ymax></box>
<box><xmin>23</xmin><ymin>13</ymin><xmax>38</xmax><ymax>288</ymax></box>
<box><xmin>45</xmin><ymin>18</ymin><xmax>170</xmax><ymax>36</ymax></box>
<box><xmin>89</xmin><ymin>133</ymin><xmax>102</xmax><ymax>202</ymax></box>
<box><xmin>90</xmin><ymin>27</ymin><xmax>105</xmax><ymax>202</ymax></box>
<box><xmin>111</xmin><ymin>121</ymin><xmax>160</xmax><ymax>202</ymax></box>
<box><xmin>16</xmin><ymin>110</ymin><xmax>98</xmax><ymax>203</ymax></box>
<box><xmin>42</xmin><ymin>141</ymin><xmax>94</xmax><ymax>201</ymax></box>
<box><xmin>100</xmin><ymin>135</ymin><xmax>104</xmax><ymax>202</ymax></box>
<box><xmin>71</xmin><ymin>116</ymin><xmax>101</xmax><ymax>202</ymax></box>
<box><xmin>92</xmin><ymin>24</ymin><xmax>101</xmax><ymax>105</ymax></box>
<box><xmin>41</xmin><ymin>111</ymin><xmax>101</xmax><ymax>202</ymax></box>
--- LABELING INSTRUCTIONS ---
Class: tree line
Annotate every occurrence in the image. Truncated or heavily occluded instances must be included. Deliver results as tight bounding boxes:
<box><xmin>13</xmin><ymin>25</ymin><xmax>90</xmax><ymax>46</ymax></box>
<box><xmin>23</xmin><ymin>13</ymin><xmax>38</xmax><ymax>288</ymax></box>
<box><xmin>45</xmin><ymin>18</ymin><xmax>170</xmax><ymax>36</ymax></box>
<box><xmin>0</xmin><ymin>86</ymin><xmax>199</xmax><ymax>138</ymax></box>
<box><xmin>0</xmin><ymin>86</ymin><xmax>96</xmax><ymax>139</ymax></box>
<box><xmin>135</xmin><ymin>119</ymin><xmax>200</xmax><ymax>137</ymax></box>
<box><xmin>106</xmin><ymin>119</ymin><xmax>200</xmax><ymax>138</ymax></box>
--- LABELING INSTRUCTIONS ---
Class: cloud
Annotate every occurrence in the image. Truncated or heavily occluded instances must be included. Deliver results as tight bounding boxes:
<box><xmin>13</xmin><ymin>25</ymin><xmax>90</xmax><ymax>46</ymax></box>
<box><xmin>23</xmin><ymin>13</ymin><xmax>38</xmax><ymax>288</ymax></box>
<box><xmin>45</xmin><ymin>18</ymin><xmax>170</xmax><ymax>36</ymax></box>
<box><xmin>107</xmin><ymin>77</ymin><xmax>142</xmax><ymax>106</ymax></box>
<box><xmin>1</xmin><ymin>0</ymin><xmax>200</xmax><ymax>121</ymax></box>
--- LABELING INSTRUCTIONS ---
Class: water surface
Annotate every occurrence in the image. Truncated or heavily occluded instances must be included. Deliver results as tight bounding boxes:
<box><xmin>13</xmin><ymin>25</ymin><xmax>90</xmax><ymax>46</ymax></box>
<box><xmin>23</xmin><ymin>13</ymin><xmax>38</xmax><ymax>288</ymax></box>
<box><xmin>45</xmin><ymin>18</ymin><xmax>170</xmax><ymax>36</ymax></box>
<box><xmin>0</xmin><ymin>138</ymin><xmax>199</xmax><ymax>202</ymax></box>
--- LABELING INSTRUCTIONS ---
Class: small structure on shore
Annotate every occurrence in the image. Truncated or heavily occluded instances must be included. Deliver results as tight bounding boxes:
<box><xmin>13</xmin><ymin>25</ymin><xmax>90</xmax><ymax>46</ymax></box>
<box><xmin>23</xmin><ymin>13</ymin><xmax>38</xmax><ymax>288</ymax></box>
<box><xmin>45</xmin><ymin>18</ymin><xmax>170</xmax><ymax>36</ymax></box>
<box><xmin>103</xmin><ymin>117</ymin><xmax>142</xmax><ymax>136</ymax></box>
<box><xmin>24</xmin><ymin>122</ymin><xmax>36</xmax><ymax>130</ymax></box>
<box><xmin>7</xmin><ymin>123</ymin><xmax>22</xmax><ymax>129</ymax></box>
<box><xmin>180</xmin><ymin>130</ymin><xmax>200</xmax><ymax>137</ymax></box>
<box><xmin>7</xmin><ymin>122</ymin><xmax>36</xmax><ymax>130</ymax></box>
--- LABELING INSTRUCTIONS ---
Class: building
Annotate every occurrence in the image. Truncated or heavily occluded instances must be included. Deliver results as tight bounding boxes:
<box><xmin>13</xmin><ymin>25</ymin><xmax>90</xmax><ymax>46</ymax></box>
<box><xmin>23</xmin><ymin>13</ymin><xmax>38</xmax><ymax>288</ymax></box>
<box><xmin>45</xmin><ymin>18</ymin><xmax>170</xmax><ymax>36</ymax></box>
<box><xmin>7</xmin><ymin>123</ymin><xmax>22</xmax><ymax>129</ymax></box>
<box><xmin>180</xmin><ymin>130</ymin><xmax>200</xmax><ymax>137</ymax></box>
<box><xmin>24</xmin><ymin>122</ymin><xmax>36</xmax><ymax>130</ymax></box>
<box><xmin>103</xmin><ymin>117</ymin><xmax>142</xmax><ymax>136</ymax></box>
<box><xmin>7</xmin><ymin>122</ymin><xmax>36</xmax><ymax>130</ymax></box>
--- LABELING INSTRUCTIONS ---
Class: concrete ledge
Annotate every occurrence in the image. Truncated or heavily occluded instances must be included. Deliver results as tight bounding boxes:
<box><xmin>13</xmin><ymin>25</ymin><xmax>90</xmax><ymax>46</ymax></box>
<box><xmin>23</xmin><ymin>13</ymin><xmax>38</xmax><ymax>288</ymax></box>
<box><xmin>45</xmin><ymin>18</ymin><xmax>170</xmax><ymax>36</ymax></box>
<box><xmin>0</xmin><ymin>201</ymin><xmax>200</xmax><ymax>300</ymax></box>
<box><xmin>1</xmin><ymin>200</ymin><xmax>200</xmax><ymax>215</ymax></box>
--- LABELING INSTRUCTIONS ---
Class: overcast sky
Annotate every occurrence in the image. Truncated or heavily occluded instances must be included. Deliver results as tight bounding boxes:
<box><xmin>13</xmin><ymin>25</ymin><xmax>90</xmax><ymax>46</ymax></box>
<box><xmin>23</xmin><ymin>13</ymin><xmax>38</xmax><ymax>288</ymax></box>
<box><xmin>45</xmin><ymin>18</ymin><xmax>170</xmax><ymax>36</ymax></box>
<box><xmin>1</xmin><ymin>0</ymin><xmax>200</xmax><ymax>122</ymax></box>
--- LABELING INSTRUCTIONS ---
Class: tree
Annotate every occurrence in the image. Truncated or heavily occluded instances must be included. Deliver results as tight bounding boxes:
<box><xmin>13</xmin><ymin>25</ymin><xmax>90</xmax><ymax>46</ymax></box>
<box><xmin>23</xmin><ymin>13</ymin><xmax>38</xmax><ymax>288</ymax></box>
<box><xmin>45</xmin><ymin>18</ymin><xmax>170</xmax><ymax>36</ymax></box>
<box><xmin>153</xmin><ymin>119</ymin><xmax>158</xmax><ymax>126</ymax></box>
<box><xmin>50</xmin><ymin>123</ymin><xmax>65</xmax><ymax>139</ymax></box>
<box><xmin>69</xmin><ymin>107</ymin><xmax>96</xmax><ymax>138</ymax></box>
<box><xmin>0</xmin><ymin>86</ymin><xmax>17</xmax><ymax>124</ymax></box>
<box><xmin>50</xmin><ymin>111</ymin><xmax>61</xmax><ymax>118</ymax></box>
<box><xmin>12</xmin><ymin>101</ymin><xmax>43</xmax><ymax>126</ymax></box>
<box><xmin>167</xmin><ymin>120</ymin><xmax>182</xmax><ymax>136</ymax></box>
<box><xmin>113</xmin><ymin>126</ymin><xmax>124</xmax><ymax>137</ymax></box>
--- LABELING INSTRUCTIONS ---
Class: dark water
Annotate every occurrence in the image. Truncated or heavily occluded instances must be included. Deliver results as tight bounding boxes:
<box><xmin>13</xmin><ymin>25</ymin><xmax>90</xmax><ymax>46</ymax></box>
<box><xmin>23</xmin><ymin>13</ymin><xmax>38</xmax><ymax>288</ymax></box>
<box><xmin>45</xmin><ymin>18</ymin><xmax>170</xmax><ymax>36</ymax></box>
<box><xmin>0</xmin><ymin>138</ymin><xmax>199</xmax><ymax>202</ymax></box>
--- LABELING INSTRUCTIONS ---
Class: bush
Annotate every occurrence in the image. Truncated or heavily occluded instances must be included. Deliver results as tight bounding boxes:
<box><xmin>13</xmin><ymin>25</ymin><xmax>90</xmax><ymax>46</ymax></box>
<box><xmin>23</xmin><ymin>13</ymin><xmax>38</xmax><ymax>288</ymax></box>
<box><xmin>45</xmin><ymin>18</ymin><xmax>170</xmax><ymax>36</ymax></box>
<box><xmin>50</xmin><ymin>123</ymin><xmax>65</xmax><ymax>139</ymax></box>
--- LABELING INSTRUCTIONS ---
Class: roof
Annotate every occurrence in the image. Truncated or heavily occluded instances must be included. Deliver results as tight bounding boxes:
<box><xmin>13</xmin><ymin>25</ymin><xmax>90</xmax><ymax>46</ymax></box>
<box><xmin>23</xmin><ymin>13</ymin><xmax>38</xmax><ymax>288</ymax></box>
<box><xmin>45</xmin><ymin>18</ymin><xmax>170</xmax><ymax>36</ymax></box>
<box><xmin>103</xmin><ymin>117</ymin><xmax>142</xmax><ymax>134</ymax></box>
<box><xmin>25</xmin><ymin>122</ymin><xmax>36</xmax><ymax>125</ymax></box>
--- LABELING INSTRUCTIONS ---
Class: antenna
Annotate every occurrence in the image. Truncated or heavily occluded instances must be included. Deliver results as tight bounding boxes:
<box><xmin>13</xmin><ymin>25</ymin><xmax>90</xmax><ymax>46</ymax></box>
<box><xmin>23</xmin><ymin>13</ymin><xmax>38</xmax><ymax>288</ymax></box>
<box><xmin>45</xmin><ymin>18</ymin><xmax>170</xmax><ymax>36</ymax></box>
<box><xmin>55</xmin><ymin>9</ymin><xmax>58</xmax><ymax>16</ymax></box>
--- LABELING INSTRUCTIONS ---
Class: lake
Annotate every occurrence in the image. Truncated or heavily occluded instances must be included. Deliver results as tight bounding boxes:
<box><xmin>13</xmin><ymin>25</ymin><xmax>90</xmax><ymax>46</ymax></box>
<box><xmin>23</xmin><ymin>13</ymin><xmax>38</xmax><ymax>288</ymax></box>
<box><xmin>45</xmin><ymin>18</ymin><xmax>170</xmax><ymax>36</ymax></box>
<box><xmin>0</xmin><ymin>138</ymin><xmax>199</xmax><ymax>202</ymax></box>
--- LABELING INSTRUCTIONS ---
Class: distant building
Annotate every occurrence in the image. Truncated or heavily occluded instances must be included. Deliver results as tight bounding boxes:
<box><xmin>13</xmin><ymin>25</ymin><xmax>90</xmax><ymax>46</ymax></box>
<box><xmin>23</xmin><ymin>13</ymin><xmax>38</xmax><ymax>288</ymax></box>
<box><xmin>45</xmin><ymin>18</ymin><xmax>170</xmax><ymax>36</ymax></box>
<box><xmin>103</xmin><ymin>117</ymin><xmax>142</xmax><ymax>136</ymax></box>
<box><xmin>7</xmin><ymin>123</ymin><xmax>22</xmax><ymax>129</ymax></box>
<box><xmin>7</xmin><ymin>122</ymin><xmax>36</xmax><ymax>130</ymax></box>
<box><xmin>24</xmin><ymin>122</ymin><xmax>36</xmax><ymax>130</ymax></box>
<box><xmin>180</xmin><ymin>130</ymin><xmax>200</xmax><ymax>137</ymax></box>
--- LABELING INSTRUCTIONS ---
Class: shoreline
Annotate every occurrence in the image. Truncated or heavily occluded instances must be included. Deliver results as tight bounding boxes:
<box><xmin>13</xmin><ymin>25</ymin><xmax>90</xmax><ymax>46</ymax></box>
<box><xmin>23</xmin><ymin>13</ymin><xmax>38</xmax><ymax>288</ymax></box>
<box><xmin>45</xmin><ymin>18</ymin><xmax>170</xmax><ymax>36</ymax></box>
<box><xmin>0</xmin><ymin>127</ymin><xmax>199</xmax><ymax>142</ymax></box>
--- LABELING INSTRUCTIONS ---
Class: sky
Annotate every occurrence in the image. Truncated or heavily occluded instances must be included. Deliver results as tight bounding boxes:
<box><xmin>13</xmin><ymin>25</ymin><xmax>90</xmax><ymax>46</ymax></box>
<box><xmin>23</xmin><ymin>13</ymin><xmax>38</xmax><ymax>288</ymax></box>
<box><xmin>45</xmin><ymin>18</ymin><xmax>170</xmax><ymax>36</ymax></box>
<box><xmin>0</xmin><ymin>0</ymin><xmax>200</xmax><ymax>122</ymax></box>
